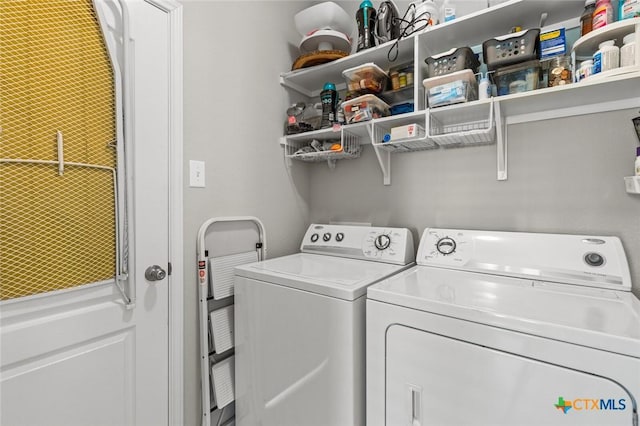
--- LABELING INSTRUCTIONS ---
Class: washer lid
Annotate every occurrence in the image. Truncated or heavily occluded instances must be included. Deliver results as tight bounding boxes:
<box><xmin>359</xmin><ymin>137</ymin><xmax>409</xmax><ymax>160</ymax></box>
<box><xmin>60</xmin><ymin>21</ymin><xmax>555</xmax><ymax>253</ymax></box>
<box><xmin>235</xmin><ymin>253</ymin><xmax>412</xmax><ymax>301</ymax></box>
<box><xmin>368</xmin><ymin>266</ymin><xmax>640</xmax><ymax>358</ymax></box>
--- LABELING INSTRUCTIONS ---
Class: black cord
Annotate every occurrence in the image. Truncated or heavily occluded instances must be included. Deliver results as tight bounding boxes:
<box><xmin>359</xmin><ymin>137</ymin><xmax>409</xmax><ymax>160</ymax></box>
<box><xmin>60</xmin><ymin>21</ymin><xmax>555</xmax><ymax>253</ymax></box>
<box><xmin>387</xmin><ymin>3</ymin><xmax>434</xmax><ymax>62</ymax></box>
<box><xmin>374</xmin><ymin>1</ymin><xmax>398</xmax><ymax>44</ymax></box>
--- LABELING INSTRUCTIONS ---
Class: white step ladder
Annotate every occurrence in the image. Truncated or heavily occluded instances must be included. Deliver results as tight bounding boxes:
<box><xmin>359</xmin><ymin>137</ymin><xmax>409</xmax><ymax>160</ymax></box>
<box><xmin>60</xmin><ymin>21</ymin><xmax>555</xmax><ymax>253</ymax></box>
<box><xmin>196</xmin><ymin>217</ymin><xmax>266</xmax><ymax>426</ymax></box>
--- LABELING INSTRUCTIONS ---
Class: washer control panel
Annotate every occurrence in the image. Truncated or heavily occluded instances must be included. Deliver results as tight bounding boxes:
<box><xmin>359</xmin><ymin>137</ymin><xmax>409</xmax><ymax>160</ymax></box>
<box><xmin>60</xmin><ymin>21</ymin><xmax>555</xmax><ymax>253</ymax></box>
<box><xmin>301</xmin><ymin>224</ymin><xmax>415</xmax><ymax>265</ymax></box>
<box><xmin>417</xmin><ymin>228</ymin><xmax>632</xmax><ymax>291</ymax></box>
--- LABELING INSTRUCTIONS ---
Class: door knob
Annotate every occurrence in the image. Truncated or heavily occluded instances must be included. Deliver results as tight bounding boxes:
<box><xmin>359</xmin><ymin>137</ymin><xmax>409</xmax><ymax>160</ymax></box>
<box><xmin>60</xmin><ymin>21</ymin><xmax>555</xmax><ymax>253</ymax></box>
<box><xmin>145</xmin><ymin>265</ymin><xmax>167</xmax><ymax>281</ymax></box>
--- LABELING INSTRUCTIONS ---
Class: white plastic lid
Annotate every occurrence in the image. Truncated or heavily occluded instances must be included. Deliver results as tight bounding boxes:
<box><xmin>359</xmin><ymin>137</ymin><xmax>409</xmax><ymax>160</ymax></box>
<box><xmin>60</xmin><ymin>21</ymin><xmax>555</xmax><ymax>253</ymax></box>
<box><xmin>623</xmin><ymin>33</ymin><xmax>636</xmax><ymax>45</ymax></box>
<box><xmin>585</xmin><ymin>0</ymin><xmax>596</xmax><ymax>5</ymax></box>
<box><xmin>599</xmin><ymin>39</ymin><xmax>616</xmax><ymax>49</ymax></box>
<box><xmin>581</xmin><ymin>59</ymin><xmax>594</xmax><ymax>66</ymax></box>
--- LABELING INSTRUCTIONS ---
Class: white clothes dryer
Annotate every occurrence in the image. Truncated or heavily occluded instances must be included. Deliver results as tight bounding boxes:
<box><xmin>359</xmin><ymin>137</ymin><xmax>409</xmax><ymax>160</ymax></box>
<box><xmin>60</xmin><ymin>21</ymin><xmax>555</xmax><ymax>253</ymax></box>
<box><xmin>367</xmin><ymin>228</ymin><xmax>640</xmax><ymax>426</ymax></box>
<box><xmin>234</xmin><ymin>223</ymin><xmax>415</xmax><ymax>426</ymax></box>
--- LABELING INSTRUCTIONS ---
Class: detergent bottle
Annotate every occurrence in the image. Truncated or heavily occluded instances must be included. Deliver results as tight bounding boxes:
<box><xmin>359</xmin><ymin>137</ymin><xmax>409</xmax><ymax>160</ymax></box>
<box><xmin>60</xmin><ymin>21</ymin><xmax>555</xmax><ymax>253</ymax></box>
<box><xmin>356</xmin><ymin>0</ymin><xmax>377</xmax><ymax>51</ymax></box>
<box><xmin>320</xmin><ymin>82</ymin><xmax>338</xmax><ymax>128</ymax></box>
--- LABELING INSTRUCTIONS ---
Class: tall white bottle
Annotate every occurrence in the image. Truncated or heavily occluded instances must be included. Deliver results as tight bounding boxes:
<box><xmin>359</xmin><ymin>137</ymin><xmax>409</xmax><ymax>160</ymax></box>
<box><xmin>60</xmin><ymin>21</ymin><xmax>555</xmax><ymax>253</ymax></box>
<box><xmin>441</xmin><ymin>0</ymin><xmax>456</xmax><ymax>22</ymax></box>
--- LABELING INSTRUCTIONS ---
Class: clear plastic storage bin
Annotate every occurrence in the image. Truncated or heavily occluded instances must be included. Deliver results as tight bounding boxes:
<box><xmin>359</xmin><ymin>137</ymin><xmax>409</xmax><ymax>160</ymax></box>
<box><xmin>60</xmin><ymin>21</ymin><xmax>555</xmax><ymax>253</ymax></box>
<box><xmin>341</xmin><ymin>94</ymin><xmax>390</xmax><ymax>124</ymax></box>
<box><xmin>423</xmin><ymin>69</ymin><xmax>478</xmax><ymax>108</ymax></box>
<box><xmin>493</xmin><ymin>59</ymin><xmax>541</xmax><ymax>96</ymax></box>
<box><xmin>341</xmin><ymin>63</ymin><xmax>389</xmax><ymax>94</ymax></box>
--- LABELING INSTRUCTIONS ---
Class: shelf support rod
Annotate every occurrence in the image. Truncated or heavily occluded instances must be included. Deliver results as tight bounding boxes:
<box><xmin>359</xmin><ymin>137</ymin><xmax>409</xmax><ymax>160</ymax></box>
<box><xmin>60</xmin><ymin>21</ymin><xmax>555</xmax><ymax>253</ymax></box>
<box><xmin>279</xmin><ymin>75</ymin><xmax>313</xmax><ymax>98</ymax></box>
<box><xmin>495</xmin><ymin>100</ymin><xmax>507</xmax><ymax>181</ymax></box>
<box><xmin>368</xmin><ymin>123</ymin><xmax>391</xmax><ymax>185</ymax></box>
<box><xmin>373</xmin><ymin>145</ymin><xmax>391</xmax><ymax>186</ymax></box>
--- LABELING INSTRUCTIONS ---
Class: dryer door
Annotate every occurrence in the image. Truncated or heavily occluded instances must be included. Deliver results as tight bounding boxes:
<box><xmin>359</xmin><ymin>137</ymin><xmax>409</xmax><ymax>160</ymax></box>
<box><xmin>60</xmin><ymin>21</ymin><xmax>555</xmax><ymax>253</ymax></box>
<box><xmin>386</xmin><ymin>325</ymin><xmax>634</xmax><ymax>425</ymax></box>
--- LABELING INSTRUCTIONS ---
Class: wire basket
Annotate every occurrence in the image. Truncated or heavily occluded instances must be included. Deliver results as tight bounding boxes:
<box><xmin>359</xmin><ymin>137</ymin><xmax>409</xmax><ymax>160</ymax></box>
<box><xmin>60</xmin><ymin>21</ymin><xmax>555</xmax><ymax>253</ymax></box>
<box><xmin>372</xmin><ymin>115</ymin><xmax>436</xmax><ymax>153</ymax></box>
<box><xmin>285</xmin><ymin>130</ymin><xmax>361</xmax><ymax>163</ymax></box>
<box><xmin>428</xmin><ymin>99</ymin><xmax>495</xmax><ymax>147</ymax></box>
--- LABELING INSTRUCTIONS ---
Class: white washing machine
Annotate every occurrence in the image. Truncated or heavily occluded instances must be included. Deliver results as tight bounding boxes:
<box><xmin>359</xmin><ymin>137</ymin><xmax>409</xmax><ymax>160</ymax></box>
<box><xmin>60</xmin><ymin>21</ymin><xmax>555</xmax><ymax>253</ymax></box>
<box><xmin>367</xmin><ymin>228</ymin><xmax>640</xmax><ymax>426</ymax></box>
<box><xmin>234</xmin><ymin>223</ymin><xmax>415</xmax><ymax>426</ymax></box>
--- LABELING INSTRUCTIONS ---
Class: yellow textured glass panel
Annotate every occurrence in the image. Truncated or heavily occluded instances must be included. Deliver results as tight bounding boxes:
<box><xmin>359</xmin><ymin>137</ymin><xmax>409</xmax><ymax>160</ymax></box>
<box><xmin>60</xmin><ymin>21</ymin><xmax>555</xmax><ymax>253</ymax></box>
<box><xmin>0</xmin><ymin>0</ymin><xmax>118</xmax><ymax>300</ymax></box>
<box><xmin>0</xmin><ymin>164</ymin><xmax>116</xmax><ymax>300</ymax></box>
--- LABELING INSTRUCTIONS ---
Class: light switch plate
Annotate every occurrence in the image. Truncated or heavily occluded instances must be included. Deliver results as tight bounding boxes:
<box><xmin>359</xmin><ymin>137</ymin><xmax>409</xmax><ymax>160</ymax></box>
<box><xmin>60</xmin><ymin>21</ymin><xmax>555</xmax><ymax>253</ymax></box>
<box><xmin>189</xmin><ymin>160</ymin><xmax>205</xmax><ymax>188</ymax></box>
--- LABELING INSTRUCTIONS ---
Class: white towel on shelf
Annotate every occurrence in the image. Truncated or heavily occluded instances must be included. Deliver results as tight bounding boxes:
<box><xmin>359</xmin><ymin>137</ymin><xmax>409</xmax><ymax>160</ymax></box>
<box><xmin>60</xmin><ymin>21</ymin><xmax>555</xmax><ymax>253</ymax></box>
<box><xmin>208</xmin><ymin>251</ymin><xmax>258</xmax><ymax>299</ymax></box>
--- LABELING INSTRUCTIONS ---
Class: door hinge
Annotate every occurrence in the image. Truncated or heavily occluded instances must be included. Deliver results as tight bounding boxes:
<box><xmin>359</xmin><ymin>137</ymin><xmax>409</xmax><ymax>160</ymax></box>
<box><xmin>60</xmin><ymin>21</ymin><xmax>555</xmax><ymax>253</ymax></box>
<box><xmin>167</xmin><ymin>262</ymin><xmax>172</xmax><ymax>276</ymax></box>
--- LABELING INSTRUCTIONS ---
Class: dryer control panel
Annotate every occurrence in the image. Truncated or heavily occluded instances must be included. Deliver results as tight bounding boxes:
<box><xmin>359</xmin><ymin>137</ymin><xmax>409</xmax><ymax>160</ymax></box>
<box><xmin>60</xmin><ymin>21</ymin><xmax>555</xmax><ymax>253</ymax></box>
<box><xmin>419</xmin><ymin>229</ymin><xmax>473</xmax><ymax>267</ymax></box>
<box><xmin>301</xmin><ymin>224</ymin><xmax>415</xmax><ymax>265</ymax></box>
<box><xmin>417</xmin><ymin>228</ymin><xmax>632</xmax><ymax>291</ymax></box>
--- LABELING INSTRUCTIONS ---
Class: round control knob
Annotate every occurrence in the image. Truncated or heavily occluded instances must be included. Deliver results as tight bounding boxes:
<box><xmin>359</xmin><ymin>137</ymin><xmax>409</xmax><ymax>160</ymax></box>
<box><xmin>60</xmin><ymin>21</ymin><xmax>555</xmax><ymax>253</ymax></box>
<box><xmin>584</xmin><ymin>252</ymin><xmax>604</xmax><ymax>267</ymax></box>
<box><xmin>436</xmin><ymin>237</ymin><xmax>456</xmax><ymax>255</ymax></box>
<box><xmin>374</xmin><ymin>234</ymin><xmax>391</xmax><ymax>250</ymax></box>
<box><xmin>323</xmin><ymin>233</ymin><xmax>332</xmax><ymax>242</ymax></box>
<box><xmin>336</xmin><ymin>232</ymin><xmax>344</xmax><ymax>242</ymax></box>
<box><xmin>310</xmin><ymin>233</ymin><xmax>319</xmax><ymax>242</ymax></box>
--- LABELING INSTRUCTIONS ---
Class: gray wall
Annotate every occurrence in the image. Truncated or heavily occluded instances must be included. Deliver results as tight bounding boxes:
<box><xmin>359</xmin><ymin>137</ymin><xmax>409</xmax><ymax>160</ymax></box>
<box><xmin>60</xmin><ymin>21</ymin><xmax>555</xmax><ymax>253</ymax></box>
<box><xmin>183</xmin><ymin>1</ymin><xmax>640</xmax><ymax>425</ymax></box>
<box><xmin>182</xmin><ymin>2</ymin><xmax>312</xmax><ymax>425</ymax></box>
<box><xmin>308</xmin><ymin>109</ymin><xmax>640</xmax><ymax>297</ymax></box>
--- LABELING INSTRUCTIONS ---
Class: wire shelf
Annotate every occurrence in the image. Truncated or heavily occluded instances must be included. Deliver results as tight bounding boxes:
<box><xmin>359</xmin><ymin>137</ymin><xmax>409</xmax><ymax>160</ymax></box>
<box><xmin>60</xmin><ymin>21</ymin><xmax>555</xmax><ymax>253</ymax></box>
<box><xmin>372</xmin><ymin>112</ymin><xmax>436</xmax><ymax>153</ymax></box>
<box><xmin>428</xmin><ymin>99</ymin><xmax>496</xmax><ymax>147</ymax></box>
<box><xmin>285</xmin><ymin>129</ymin><xmax>361</xmax><ymax>163</ymax></box>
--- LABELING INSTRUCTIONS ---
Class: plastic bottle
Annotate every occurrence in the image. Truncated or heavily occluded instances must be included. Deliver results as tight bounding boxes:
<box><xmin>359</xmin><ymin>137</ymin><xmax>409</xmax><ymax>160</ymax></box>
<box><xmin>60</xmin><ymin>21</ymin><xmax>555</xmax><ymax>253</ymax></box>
<box><xmin>409</xmin><ymin>0</ymin><xmax>439</xmax><ymax>32</ymax></box>
<box><xmin>621</xmin><ymin>33</ymin><xmax>637</xmax><ymax>67</ymax></box>
<box><xmin>441</xmin><ymin>0</ymin><xmax>456</xmax><ymax>23</ymax></box>
<box><xmin>593</xmin><ymin>40</ymin><xmax>620</xmax><ymax>74</ymax></box>
<box><xmin>478</xmin><ymin>75</ymin><xmax>491</xmax><ymax>99</ymax></box>
<box><xmin>620</xmin><ymin>0</ymin><xmax>640</xmax><ymax>21</ymax></box>
<box><xmin>578</xmin><ymin>59</ymin><xmax>594</xmax><ymax>81</ymax></box>
<box><xmin>580</xmin><ymin>0</ymin><xmax>597</xmax><ymax>36</ymax></box>
<box><xmin>636</xmin><ymin>146</ymin><xmax>640</xmax><ymax>176</ymax></box>
<box><xmin>592</xmin><ymin>0</ymin><xmax>614</xmax><ymax>30</ymax></box>
<box><xmin>356</xmin><ymin>0</ymin><xmax>377</xmax><ymax>52</ymax></box>
<box><xmin>320</xmin><ymin>82</ymin><xmax>338</xmax><ymax>128</ymax></box>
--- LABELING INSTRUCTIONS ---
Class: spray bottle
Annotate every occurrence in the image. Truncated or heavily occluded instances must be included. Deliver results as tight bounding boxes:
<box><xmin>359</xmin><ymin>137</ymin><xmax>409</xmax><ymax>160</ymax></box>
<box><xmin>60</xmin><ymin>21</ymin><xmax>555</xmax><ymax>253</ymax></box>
<box><xmin>478</xmin><ymin>73</ymin><xmax>491</xmax><ymax>100</ymax></box>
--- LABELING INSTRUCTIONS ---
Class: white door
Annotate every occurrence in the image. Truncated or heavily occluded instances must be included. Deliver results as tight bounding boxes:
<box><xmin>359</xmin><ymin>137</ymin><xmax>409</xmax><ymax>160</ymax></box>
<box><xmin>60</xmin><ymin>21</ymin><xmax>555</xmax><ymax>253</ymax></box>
<box><xmin>0</xmin><ymin>1</ymin><xmax>180</xmax><ymax>425</ymax></box>
<box><xmin>386</xmin><ymin>325</ymin><xmax>635</xmax><ymax>426</ymax></box>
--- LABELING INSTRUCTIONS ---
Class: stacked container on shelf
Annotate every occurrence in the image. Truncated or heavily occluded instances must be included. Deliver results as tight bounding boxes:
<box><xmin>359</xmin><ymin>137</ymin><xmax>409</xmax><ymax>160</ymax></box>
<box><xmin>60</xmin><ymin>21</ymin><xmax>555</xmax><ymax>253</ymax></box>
<box><xmin>575</xmin><ymin>0</ymin><xmax>640</xmax><ymax>81</ymax></box>
<box><xmin>340</xmin><ymin>63</ymin><xmax>391</xmax><ymax>124</ymax></box>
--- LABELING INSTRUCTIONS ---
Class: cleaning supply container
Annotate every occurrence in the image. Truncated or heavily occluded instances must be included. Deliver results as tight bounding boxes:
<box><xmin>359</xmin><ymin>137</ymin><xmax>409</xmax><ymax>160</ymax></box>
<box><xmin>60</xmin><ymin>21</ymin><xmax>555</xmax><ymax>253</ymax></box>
<box><xmin>356</xmin><ymin>0</ymin><xmax>376</xmax><ymax>51</ymax></box>
<box><xmin>478</xmin><ymin>74</ymin><xmax>491</xmax><ymax>99</ymax></box>
<box><xmin>320</xmin><ymin>82</ymin><xmax>338</xmax><ymax>128</ymax></box>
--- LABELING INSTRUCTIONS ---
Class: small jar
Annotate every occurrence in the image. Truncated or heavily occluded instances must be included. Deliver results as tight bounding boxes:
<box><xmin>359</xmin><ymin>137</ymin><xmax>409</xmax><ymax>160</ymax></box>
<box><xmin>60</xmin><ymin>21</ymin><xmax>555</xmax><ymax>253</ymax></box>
<box><xmin>406</xmin><ymin>71</ymin><xmax>414</xmax><ymax>87</ymax></box>
<box><xmin>578</xmin><ymin>59</ymin><xmax>594</xmax><ymax>81</ymax></box>
<box><xmin>390</xmin><ymin>71</ymin><xmax>400</xmax><ymax>90</ymax></box>
<box><xmin>593</xmin><ymin>40</ymin><xmax>619</xmax><ymax>74</ymax></box>
<box><xmin>398</xmin><ymin>72</ymin><xmax>407</xmax><ymax>88</ymax></box>
<box><xmin>621</xmin><ymin>33</ymin><xmax>636</xmax><ymax>68</ymax></box>
<box><xmin>548</xmin><ymin>56</ymin><xmax>572</xmax><ymax>87</ymax></box>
